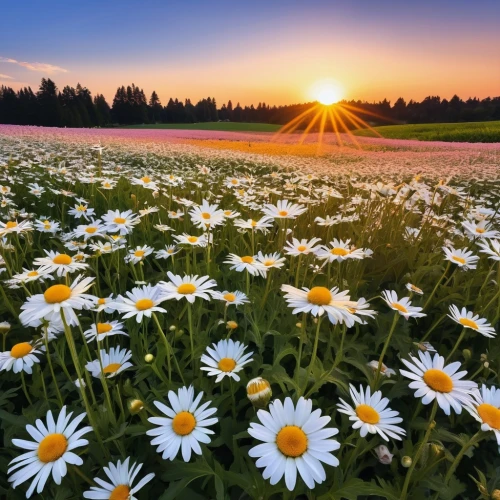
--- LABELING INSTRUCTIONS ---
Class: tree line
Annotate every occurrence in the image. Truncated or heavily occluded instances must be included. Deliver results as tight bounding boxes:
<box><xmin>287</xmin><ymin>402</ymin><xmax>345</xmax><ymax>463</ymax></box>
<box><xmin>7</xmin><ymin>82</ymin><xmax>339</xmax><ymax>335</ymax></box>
<box><xmin>1</xmin><ymin>78</ymin><xmax>499</xmax><ymax>128</ymax></box>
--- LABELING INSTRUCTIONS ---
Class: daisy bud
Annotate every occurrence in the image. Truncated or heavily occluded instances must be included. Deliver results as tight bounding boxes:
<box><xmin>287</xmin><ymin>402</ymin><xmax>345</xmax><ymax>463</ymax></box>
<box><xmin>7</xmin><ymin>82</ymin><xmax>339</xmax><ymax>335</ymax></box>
<box><xmin>296</xmin><ymin>322</ymin><xmax>302</xmax><ymax>328</ymax></box>
<box><xmin>491</xmin><ymin>489</ymin><xmax>500</xmax><ymax>500</ymax></box>
<box><xmin>128</xmin><ymin>399</ymin><xmax>145</xmax><ymax>414</ymax></box>
<box><xmin>169</xmin><ymin>325</ymin><xmax>176</xmax><ymax>331</ymax></box>
<box><xmin>462</xmin><ymin>349</ymin><xmax>471</xmax><ymax>360</ymax></box>
<box><xmin>401</xmin><ymin>456</ymin><xmax>412</xmax><ymax>468</ymax></box>
<box><xmin>431</xmin><ymin>443</ymin><xmax>444</xmax><ymax>457</ymax></box>
<box><xmin>0</xmin><ymin>321</ymin><xmax>11</xmax><ymax>334</ymax></box>
<box><xmin>374</xmin><ymin>445</ymin><xmax>393</xmax><ymax>464</ymax></box>
<box><xmin>484</xmin><ymin>361</ymin><xmax>489</xmax><ymax>369</ymax></box>
<box><xmin>227</xmin><ymin>320</ymin><xmax>238</xmax><ymax>330</ymax></box>
<box><xmin>246</xmin><ymin>377</ymin><xmax>272</xmax><ymax>408</ymax></box>
<box><xmin>144</xmin><ymin>354</ymin><xmax>154</xmax><ymax>363</ymax></box>
<box><xmin>480</xmin><ymin>353</ymin><xmax>488</xmax><ymax>362</ymax></box>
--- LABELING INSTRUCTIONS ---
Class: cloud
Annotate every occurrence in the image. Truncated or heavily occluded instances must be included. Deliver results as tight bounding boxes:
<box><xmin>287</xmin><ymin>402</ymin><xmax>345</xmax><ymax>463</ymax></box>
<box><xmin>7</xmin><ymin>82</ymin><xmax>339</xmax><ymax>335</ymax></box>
<box><xmin>0</xmin><ymin>73</ymin><xmax>13</xmax><ymax>79</ymax></box>
<box><xmin>0</xmin><ymin>56</ymin><xmax>68</xmax><ymax>74</ymax></box>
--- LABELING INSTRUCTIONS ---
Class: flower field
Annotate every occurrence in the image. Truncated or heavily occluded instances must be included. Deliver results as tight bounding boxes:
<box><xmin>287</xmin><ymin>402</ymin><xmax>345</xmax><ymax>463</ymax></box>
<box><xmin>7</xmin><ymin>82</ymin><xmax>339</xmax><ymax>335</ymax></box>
<box><xmin>0</xmin><ymin>125</ymin><xmax>500</xmax><ymax>499</ymax></box>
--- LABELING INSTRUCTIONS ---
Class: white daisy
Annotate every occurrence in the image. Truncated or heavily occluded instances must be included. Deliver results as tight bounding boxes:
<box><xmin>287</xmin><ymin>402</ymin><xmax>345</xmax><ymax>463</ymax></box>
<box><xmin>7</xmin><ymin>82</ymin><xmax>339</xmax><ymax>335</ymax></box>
<box><xmin>315</xmin><ymin>238</ymin><xmax>367</xmax><ymax>262</ymax></box>
<box><xmin>34</xmin><ymin>250</ymin><xmax>89</xmax><ymax>277</ymax></box>
<box><xmin>158</xmin><ymin>272</ymin><xmax>217</xmax><ymax>304</ymax></box>
<box><xmin>224</xmin><ymin>254</ymin><xmax>266</xmax><ymax>277</ymax></box>
<box><xmin>212</xmin><ymin>290</ymin><xmax>249</xmax><ymax>306</ymax></box>
<box><xmin>466</xmin><ymin>385</ymin><xmax>500</xmax><ymax>444</ymax></box>
<box><xmin>189</xmin><ymin>199</ymin><xmax>225</xmax><ymax>229</ymax></box>
<box><xmin>102</xmin><ymin>209</ymin><xmax>140</xmax><ymax>235</ymax></box>
<box><xmin>125</xmin><ymin>245</ymin><xmax>154</xmax><ymax>265</ymax></box>
<box><xmin>8</xmin><ymin>407</ymin><xmax>92</xmax><ymax>498</ymax></box>
<box><xmin>83</xmin><ymin>457</ymin><xmax>155</xmax><ymax>499</ymax></box>
<box><xmin>381</xmin><ymin>290</ymin><xmax>426</xmax><ymax>320</ymax></box>
<box><xmin>147</xmin><ymin>386</ymin><xmax>218</xmax><ymax>462</ymax></box>
<box><xmin>406</xmin><ymin>283</ymin><xmax>424</xmax><ymax>295</ymax></box>
<box><xmin>19</xmin><ymin>275</ymin><xmax>96</xmax><ymax>328</ymax></box>
<box><xmin>443</xmin><ymin>246</ymin><xmax>479</xmax><ymax>270</ymax></box>
<box><xmin>283</xmin><ymin>237</ymin><xmax>322</xmax><ymax>256</ymax></box>
<box><xmin>233</xmin><ymin>217</ymin><xmax>273</xmax><ymax>233</ymax></box>
<box><xmin>0</xmin><ymin>219</ymin><xmax>33</xmax><ymax>237</ymax></box>
<box><xmin>72</xmin><ymin>220</ymin><xmax>107</xmax><ymax>241</ymax></box>
<box><xmin>173</xmin><ymin>233</ymin><xmax>209</xmax><ymax>247</ymax></box>
<box><xmin>110</xmin><ymin>284</ymin><xmax>167</xmax><ymax>323</ymax></box>
<box><xmin>400</xmin><ymin>351</ymin><xmax>477</xmax><ymax>415</ymax></box>
<box><xmin>155</xmin><ymin>245</ymin><xmax>180</xmax><ymax>260</ymax></box>
<box><xmin>262</xmin><ymin>199</ymin><xmax>307</xmax><ymax>220</ymax></box>
<box><xmin>462</xmin><ymin>219</ymin><xmax>499</xmax><ymax>240</ymax></box>
<box><xmin>200</xmin><ymin>339</ymin><xmax>253</xmax><ymax>382</ymax></box>
<box><xmin>477</xmin><ymin>239</ymin><xmax>500</xmax><ymax>261</ymax></box>
<box><xmin>248</xmin><ymin>397</ymin><xmax>340</xmax><ymax>491</ymax></box>
<box><xmin>86</xmin><ymin>347</ymin><xmax>133</xmax><ymax>378</ymax></box>
<box><xmin>0</xmin><ymin>340</ymin><xmax>44</xmax><ymax>374</ymax></box>
<box><xmin>67</xmin><ymin>203</ymin><xmax>95</xmax><ymax>221</ymax></box>
<box><xmin>84</xmin><ymin>320</ymin><xmax>127</xmax><ymax>343</ymax></box>
<box><xmin>448</xmin><ymin>305</ymin><xmax>496</xmax><ymax>338</ymax></box>
<box><xmin>256</xmin><ymin>251</ymin><xmax>286</xmax><ymax>273</ymax></box>
<box><xmin>337</xmin><ymin>385</ymin><xmax>405</xmax><ymax>441</ymax></box>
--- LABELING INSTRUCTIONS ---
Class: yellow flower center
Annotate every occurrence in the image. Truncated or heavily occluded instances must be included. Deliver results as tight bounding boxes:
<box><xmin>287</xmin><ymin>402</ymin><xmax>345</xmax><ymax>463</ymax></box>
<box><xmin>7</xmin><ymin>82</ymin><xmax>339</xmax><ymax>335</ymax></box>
<box><xmin>38</xmin><ymin>433</ymin><xmax>68</xmax><ymax>463</ymax></box>
<box><xmin>10</xmin><ymin>342</ymin><xmax>33</xmax><ymax>359</ymax></box>
<box><xmin>75</xmin><ymin>254</ymin><xmax>84</xmax><ymax>261</ymax></box>
<box><xmin>103</xmin><ymin>363</ymin><xmax>122</xmax><ymax>374</ymax></box>
<box><xmin>53</xmin><ymin>254</ymin><xmax>72</xmax><ymax>265</ymax></box>
<box><xmin>297</xmin><ymin>245</ymin><xmax>307</xmax><ymax>252</ymax></box>
<box><xmin>27</xmin><ymin>271</ymin><xmax>38</xmax><ymax>277</ymax></box>
<box><xmin>241</xmin><ymin>256</ymin><xmax>254</xmax><ymax>263</ymax></box>
<box><xmin>330</xmin><ymin>247</ymin><xmax>349</xmax><ymax>256</ymax></box>
<box><xmin>172</xmin><ymin>411</ymin><xmax>196</xmax><ymax>435</ymax></box>
<box><xmin>391</xmin><ymin>302</ymin><xmax>408</xmax><ymax>313</ymax></box>
<box><xmin>141</xmin><ymin>176</ymin><xmax>151</xmax><ymax>183</ymax></box>
<box><xmin>77</xmin><ymin>205</ymin><xmax>86</xmax><ymax>212</ymax></box>
<box><xmin>113</xmin><ymin>217</ymin><xmax>126</xmax><ymax>224</ymax></box>
<box><xmin>187</xmin><ymin>236</ymin><xmax>198</xmax><ymax>243</ymax></box>
<box><xmin>85</xmin><ymin>227</ymin><xmax>97</xmax><ymax>234</ymax></box>
<box><xmin>356</xmin><ymin>404</ymin><xmax>380</xmax><ymax>424</ymax></box>
<box><xmin>224</xmin><ymin>211</ymin><xmax>232</xmax><ymax>216</ymax></box>
<box><xmin>109</xmin><ymin>485</ymin><xmax>131</xmax><ymax>500</ymax></box>
<box><xmin>278</xmin><ymin>210</ymin><xmax>288</xmax><ymax>216</ymax></box>
<box><xmin>134</xmin><ymin>250</ymin><xmax>145</xmax><ymax>257</ymax></box>
<box><xmin>218</xmin><ymin>358</ymin><xmax>236</xmax><ymax>372</ymax></box>
<box><xmin>44</xmin><ymin>284</ymin><xmax>72</xmax><ymax>304</ymax></box>
<box><xmin>201</xmin><ymin>212</ymin><xmax>211</xmax><ymax>219</ymax></box>
<box><xmin>423</xmin><ymin>368</ymin><xmax>453</xmax><ymax>393</ymax></box>
<box><xmin>231</xmin><ymin>179</ymin><xmax>238</xmax><ymax>185</ymax></box>
<box><xmin>307</xmin><ymin>286</ymin><xmax>332</xmax><ymax>306</ymax></box>
<box><xmin>97</xmin><ymin>323</ymin><xmax>113</xmax><ymax>334</ymax></box>
<box><xmin>247</xmin><ymin>379</ymin><xmax>271</xmax><ymax>395</ymax></box>
<box><xmin>178</xmin><ymin>283</ymin><xmax>196</xmax><ymax>294</ymax></box>
<box><xmin>6</xmin><ymin>221</ymin><xmax>17</xmax><ymax>229</ymax></box>
<box><xmin>135</xmin><ymin>298</ymin><xmax>154</xmax><ymax>310</ymax></box>
<box><xmin>224</xmin><ymin>293</ymin><xmax>236</xmax><ymax>302</ymax></box>
<box><xmin>97</xmin><ymin>298</ymin><xmax>106</xmax><ymax>305</ymax></box>
<box><xmin>459</xmin><ymin>318</ymin><xmax>479</xmax><ymax>330</ymax></box>
<box><xmin>276</xmin><ymin>425</ymin><xmax>308</xmax><ymax>457</ymax></box>
<box><xmin>452</xmin><ymin>255</ymin><xmax>466</xmax><ymax>265</ymax></box>
<box><xmin>477</xmin><ymin>403</ymin><xmax>500</xmax><ymax>430</ymax></box>
<box><xmin>250</xmin><ymin>220</ymin><xmax>257</xmax><ymax>227</ymax></box>
<box><xmin>476</xmin><ymin>228</ymin><xmax>485</xmax><ymax>234</ymax></box>
<box><xmin>103</xmin><ymin>182</ymin><xmax>111</xmax><ymax>188</ymax></box>
<box><xmin>44</xmin><ymin>224</ymin><xmax>51</xmax><ymax>230</ymax></box>
<box><xmin>263</xmin><ymin>260</ymin><xmax>275</xmax><ymax>266</ymax></box>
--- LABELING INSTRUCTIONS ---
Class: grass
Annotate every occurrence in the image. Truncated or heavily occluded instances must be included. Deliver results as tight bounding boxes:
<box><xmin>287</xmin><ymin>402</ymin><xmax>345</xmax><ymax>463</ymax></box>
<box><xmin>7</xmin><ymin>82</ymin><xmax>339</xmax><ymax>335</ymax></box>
<box><xmin>120</xmin><ymin>122</ymin><xmax>281</xmax><ymax>132</ymax></box>
<box><xmin>353</xmin><ymin>120</ymin><xmax>500</xmax><ymax>143</ymax></box>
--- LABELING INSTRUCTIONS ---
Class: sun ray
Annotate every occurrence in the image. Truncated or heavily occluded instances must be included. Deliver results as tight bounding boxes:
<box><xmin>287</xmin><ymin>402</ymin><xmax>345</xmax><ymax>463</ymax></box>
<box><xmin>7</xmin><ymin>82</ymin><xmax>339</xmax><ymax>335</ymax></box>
<box><xmin>298</xmin><ymin>108</ymin><xmax>323</xmax><ymax>145</ymax></box>
<box><xmin>274</xmin><ymin>105</ymin><xmax>319</xmax><ymax>138</ymax></box>
<box><xmin>341</xmin><ymin>107</ymin><xmax>384</xmax><ymax>138</ymax></box>
<box><xmin>316</xmin><ymin>108</ymin><xmax>328</xmax><ymax>154</ymax></box>
<box><xmin>332</xmin><ymin>106</ymin><xmax>361</xmax><ymax>149</ymax></box>
<box><xmin>327</xmin><ymin>107</ymin><xmax>343</xmax><ymax>147</ymax></box>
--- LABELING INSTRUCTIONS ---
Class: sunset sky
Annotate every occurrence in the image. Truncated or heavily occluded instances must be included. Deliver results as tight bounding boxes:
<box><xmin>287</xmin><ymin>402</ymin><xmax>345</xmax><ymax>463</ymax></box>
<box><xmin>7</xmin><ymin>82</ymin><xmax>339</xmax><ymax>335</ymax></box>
<box><xmin>1</xmin><ymin>0</ymin><xmax>499</xmax><ymax>107</ymax></box>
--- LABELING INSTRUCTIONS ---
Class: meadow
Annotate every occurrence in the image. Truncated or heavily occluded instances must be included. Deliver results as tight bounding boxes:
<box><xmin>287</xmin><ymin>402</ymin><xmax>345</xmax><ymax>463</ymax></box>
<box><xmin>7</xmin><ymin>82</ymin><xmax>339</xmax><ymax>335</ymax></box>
<box><xmin>0</xmin><ymin>125</ymin><xmax>499</xmax><ymax>499</ymax></box>
<box><xmin>353</xmin><ymin>120</ymin><xmax>500</xmax><ymax>143</ymax></box>
<box><xmin>120</xmin><ymin>122</ymin><xmax>281</xmax><ymax>132</ymax></box>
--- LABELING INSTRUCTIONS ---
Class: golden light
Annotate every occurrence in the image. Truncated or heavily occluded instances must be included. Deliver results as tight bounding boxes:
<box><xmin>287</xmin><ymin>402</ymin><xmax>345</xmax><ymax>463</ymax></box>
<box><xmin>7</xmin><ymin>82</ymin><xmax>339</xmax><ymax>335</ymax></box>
<box><xmin>310</xmin><ymin>80</ymin><xmax>344</xmax><ymax>105</ymax></box>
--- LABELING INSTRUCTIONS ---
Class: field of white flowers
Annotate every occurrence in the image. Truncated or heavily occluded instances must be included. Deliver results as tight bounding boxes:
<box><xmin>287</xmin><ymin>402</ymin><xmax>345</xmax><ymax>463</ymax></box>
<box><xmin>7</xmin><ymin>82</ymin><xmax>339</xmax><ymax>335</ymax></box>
<box><xmin>0</xmin><ymin>127</ymin><xmax>499</xmax><ymax>499</ymax></box>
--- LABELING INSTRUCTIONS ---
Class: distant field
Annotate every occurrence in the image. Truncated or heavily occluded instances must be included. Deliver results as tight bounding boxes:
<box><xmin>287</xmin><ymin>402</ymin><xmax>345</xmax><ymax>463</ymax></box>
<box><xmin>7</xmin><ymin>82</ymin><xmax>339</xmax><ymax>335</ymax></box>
<box><xmin>120</xmin><ymin>122</ymin><xmax>281</xmax><ymax>132</ymax></box>
<box><xmin>353</xmin><ymin>120</ymin><xmax>500</xmax><ymax>143</ymax></box>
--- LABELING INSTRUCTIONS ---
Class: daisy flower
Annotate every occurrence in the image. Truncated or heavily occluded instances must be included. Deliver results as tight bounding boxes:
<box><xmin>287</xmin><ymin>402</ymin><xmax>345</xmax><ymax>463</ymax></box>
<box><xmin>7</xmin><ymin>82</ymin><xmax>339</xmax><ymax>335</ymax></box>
<box><xmin>34</xmin><ymin>218</ymin><xmax>60</xmax><ymax>234</ymax></box>
<box><xmin>125</xmin><ymin>245</ymin><xmax>154</xmax><ymax>265</ymax></box>
<box><xmin>262</xmin><ymin>199</ymin><xmax>307</xmax><ymax>220</ymax></box>
<box><xmin>248</xmin><ymin>397</ymin><xmax>340</xmax><ymax>491</ymax></box>
<box><xmin>315</xmin><ymin>238</ymin><xmax>367</xmax><ymax>262</ymax></box>
<box><xmin>0</xmin><ymin>219</ymin><xmax>33</xmax><ymax>237</ymax></box>
<box><xmin>381</xmin><ymin>290</ymin><xmax>426</xmax><ymax>320</ymax></box>
<box><xmin>406</xmin><ymin>283</ymin><xmax>424</xmax><ymax>295</ymax></box>
<box><xmin>189</xmin><ymin>199</ymin><xmax>225</xmax><ymax>229</ymax></box>
<box><xmin>477</xmin><ymin>239</ymin><xmax>500</xmax><ymax>261</ymax></box>
<box><xmin>366</xmin><ymin>360</ymin><xmax>396</xmax><ymax>378</ymax></box>
<box><xmin>466</xmin><ymin>385</ymin><xmax>500</xmax><ymax>444</ymax></box>
<box><xmin>84</xmin><ymin>320</ymin><xmax>127</xmax><ymax>342</ymax></box>
<box><xmin>8</xmin><ymin>406</ymin><xmax>92</xmax><ymax>498</ymax></box>
<box><xmin>72</xmin><ymin>220</ymin><xmax>107</xmax><ymax>241</ymax></box>
<box><xmin>173</xmin><ymin>233</ymin><xmax>209</xmax><ymax>247</ymax></box>
<box><xmin>233</xmin><ymin>217</ymin><xmax>273</xmax><ymax>233</ymax></box>
<box><xmin>110</xmin><ymin>284</ymin><xmax>167</xmax><ymax>323</ymax></box>
<box><xmin>0</xmin><ymin>340</ymin><xmax>44</xmax><ymax>374</ymax></box>
<box><xmin>131</xmin><ymin>175</ymin><xmax>158</xmax><ymax>190</ymax></box>
<box><xmin>68</xmin><ymin>203</ymin><xmax>95</xmax><ymax>221</ymax></box>
<box><xmin>5</xmin><ymin>267</ymin><xmax>53</xmax><ymax>286</ymax></box>
<box><xmin>400</xmin><ymin>351</ymin><xmax>477</xmax><ymax>415</ymax></box>
<box><xmin>443</xmin><ymin>246</ymin><xmax>479</xmax><ymax>270</ymax></box>
<box><xmin>213</xmin><ymin>290</ymin><xmax>249</xmax><ymax>306</ymax></box>
<box><xmin>147</xmin><ymin>386</ymin><xmax>218</xmax><ymax>462</ymax></box>
<box><xmin>100</xmin><ymin>178</ymin><xmax>116</xmax><ymax>190</ymax></box>
<box><xmin>256</xmin><ymin>251</ymin><xmax>286</xmax><ymax>273</ymax></box>
<box><xmin>224</xmin><ymin>253</ymin><xmax>266</xmax><ymax>277</ymax></box>
<box><xmin>200</xmin><ymin>339</ymin><xmax>253</xmax><ymax>382</ymax></box>
<box><xmin>159</xmin><ymin>272</ymin><xmax>217</xmax><ymax>304</ymax></box>
<box><xmin>86</xmin><ymin>347</ymin><xmax>133</xmax><ymax>378</ymax></box>
<box><xmin>19</xmin><ymin>275</ymin><xmax>96</xmax><ymax>328</ymax></box>
<box><xmin>34</xmin><ymin>250</ymin><xmax>89</xmax><ymax>277</ymax></box>
<box><xmin>83</xmin><ymin>457</ymin><xmax>155</xmax><ymax>500</ymax></box>
<box><xmin>337</xmin><ymin>385</ymin><xmax>405</xmax><ymax>441</ymax></box>
<box><xmin>281</xmin><ymin>284</ymin><xmax>376</xmax><ymax>327</ymax></box>
<box><xmin>222</xmin><ymin>209</ymin><xmax>240</xmax><ymax>219</ymax></box>
<box><xmin>102</xmin><ymin>209</ymin><xmax>140</xmax><ymax>235</ymax></box>
<box><xmin>462</xmin><ymin>219</ymin><xmax>499</xmax><ymax>240</ymax></box>
<box><xmin>155</xmin><ymin>245</ymin><xmax>180</xmax><ymax>260</ymax></box>
<box><xmin>448</xmin><ymin>305</ymin><xmax>496</xmax><ymax>338</ymax></box>
<box><xmin>94</xmin><ymin>293</ymin><xmax>115</xmax><ymax>313</ymax></box>
<box><xmin>283</xmin><ymin>237</ymin><xmax>322</xmax><ymax>256</ymax></box>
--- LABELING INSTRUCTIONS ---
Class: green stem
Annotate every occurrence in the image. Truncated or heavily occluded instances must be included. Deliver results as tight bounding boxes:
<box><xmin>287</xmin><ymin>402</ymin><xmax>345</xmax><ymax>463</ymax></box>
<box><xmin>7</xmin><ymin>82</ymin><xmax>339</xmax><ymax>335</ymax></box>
<box><xmin>443</xmin><ymin>431</ymin><xmax>485</xmax><ymax>485</ymax></box>
<box><xmin>423</xmin><ymin>262</ymin><xmax>451</xmax><ymax>311</ymax></box>
<box><xmin>43</xmin><ymin>327</ymin><xmax>64</xmax><ymax>407</ymax></box>
<box><xmin>304</xmin><ymin>317</ymin><xmax>322</xmax><ymax>392</ymax></box>
<box><xmin>372</xmin><ymin>313</ymin><xmax>399</xmax><ymax>389</ymax></box>
<box><xmin>445</xmin><ymin>328</ymin><xmax>467</xmax><ymax>362</ymax></box>
<box><xmin>21</xmin><ymin>371</ymin><xmax>33</xmax><ymax>405</ymax></box>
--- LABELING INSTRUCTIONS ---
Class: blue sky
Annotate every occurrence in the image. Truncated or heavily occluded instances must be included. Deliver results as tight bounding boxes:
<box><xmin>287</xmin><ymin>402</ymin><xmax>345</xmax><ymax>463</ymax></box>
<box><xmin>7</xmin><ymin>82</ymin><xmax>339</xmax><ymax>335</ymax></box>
<box><xmin>1</xmin><ymin>0</ymin><xmax>499</xmax><ymax>105</ymax></box>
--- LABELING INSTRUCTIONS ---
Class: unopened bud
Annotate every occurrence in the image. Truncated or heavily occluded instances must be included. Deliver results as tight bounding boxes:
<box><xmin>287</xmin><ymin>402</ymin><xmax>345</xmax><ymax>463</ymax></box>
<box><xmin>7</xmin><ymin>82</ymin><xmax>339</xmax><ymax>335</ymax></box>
<box><xmin>227</xmin><ymin>321</ymin><xmax>238</xmax><ymax>330</ymax></box>
<box><xmin>462</xmin><ymin>349</ymin><xmax>471</xmax><ymax>360</ymax></box>
<box><xmin>484</xmin><ymin>362</ymin><xmax>490</xmax><ymax>369</ymax></box>
<box><xmin>0</xmin><ymin>321</ymin><xmax>11</xmax><ymax>334</ymax></box>
<box><xmin>374</xmin><ymin>445</ymin><xmax>393</xmax><ymax>464</ymax></box>
<box><xmin>247</xmin><ymin>377</ymin><xmax>272</xmax><ymax>409</ymax></box>
<box><xmin>491</xmin><ymin>489</ymin><xmax>500</xmax><ymax>500</ymax></box>
<box><xmin>296</xmin><ymin>322</ymin><xmax>302</xmax><ymax>328</ymax></box>
<box><xmin>144</xmin><ymin>354</ymin><xmax>154</xmax><ymax>363</ymax></box>
<box><xmin>128</xmin><ymin>399</ymin><xmax>144</xmax><ymax>414</ymax></box>
<box><xmin>401</xmin><ymin>456</ymin><xmax>412</xmax><ymax>468</ymax></box>
<box><xmin>480</xmin><ymin>485</ymin><xmax>490</xmax><ymax>497</ymax></box>
<box><xmin>169</xmin><ymin>325</ymin><xmax>176</xmax><ymax>331</ymax></box>
<box><xmin>431</xmin><ymin>443</ymin><xmax>444</xmax><ymax>457</ymax></box>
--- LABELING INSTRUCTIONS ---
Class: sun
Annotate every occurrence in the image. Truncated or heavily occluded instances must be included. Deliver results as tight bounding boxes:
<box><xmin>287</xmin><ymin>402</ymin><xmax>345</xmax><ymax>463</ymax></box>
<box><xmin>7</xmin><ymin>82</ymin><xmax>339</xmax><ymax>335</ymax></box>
<box><xmin>310</xmin><ymin>80</ymin><xmax>343</xmax><ymax>105</ymax></box>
